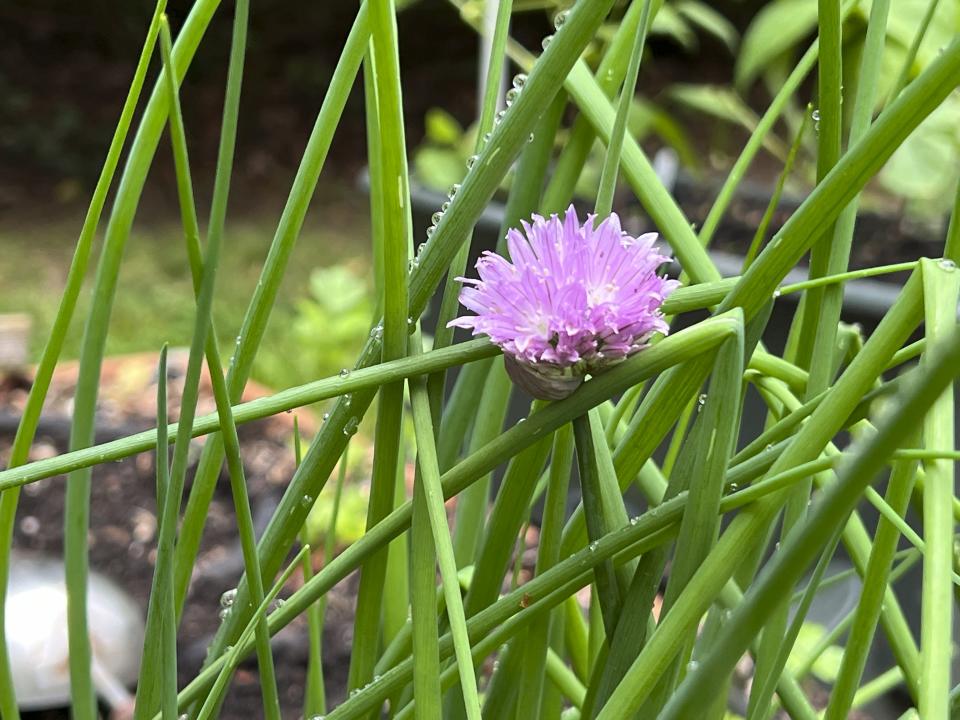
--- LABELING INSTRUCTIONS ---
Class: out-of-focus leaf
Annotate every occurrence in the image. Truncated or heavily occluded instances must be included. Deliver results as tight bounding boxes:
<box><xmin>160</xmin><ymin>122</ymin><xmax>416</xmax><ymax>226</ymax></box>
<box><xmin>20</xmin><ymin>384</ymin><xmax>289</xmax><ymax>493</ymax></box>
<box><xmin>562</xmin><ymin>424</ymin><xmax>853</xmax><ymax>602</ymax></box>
<box><xmin>786</xmin><ymin>622</ymin><xmax>845</xmax><ymax>682</ymax></box>
<box><xmin>674</xmin><ymin>0</ymin><xmax>739</xmax><ymax>52</ymax></box>
<box><xmin>574</xmin><ymin>95</ymin><xmax>699</xmax><ymax>200</ymax></box>
<box><xmin>413</xmin><ymin>146</ymin><xmax>467</xmax><ymax>193</ymax></box>
<box><xmin>884</xmin><ymin>0</ymin><xmax>960</xmax><ymax>70</ymax></box>
<box><xmin>879</xmin><ymin>92</ymin><xmax>960</xmax><ymax>218</ymax></box>
<box><xmin>667</xmin><ymin>84</ymin><xmax>788</xmax><ymax>160</ymax></box>
<box><xmin>632</xmin><ymin>98</ymin><xmax>699</xmax><ymax>170</ymax></box>
<box><xmin>650</xmin><ymin>4</ymin><xmax>697</xmax><ymax>51</ymax></box>
<box><xmin>735</xmin><ymin>0</ymin><xmax>818</xmax><ymax>91</ymax></box>
<box><xmin>424</xmin><ymin>108</ymin><xmax>464</xmax><ymax>146</ymax></box>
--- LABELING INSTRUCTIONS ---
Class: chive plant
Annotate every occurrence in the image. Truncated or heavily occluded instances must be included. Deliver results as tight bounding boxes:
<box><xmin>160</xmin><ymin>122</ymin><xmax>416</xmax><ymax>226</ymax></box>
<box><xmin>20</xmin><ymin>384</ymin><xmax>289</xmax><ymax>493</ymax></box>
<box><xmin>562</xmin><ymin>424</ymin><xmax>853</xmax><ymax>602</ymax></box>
<box><xmin>2</xmin><ymin>1</ymin><xmax>959</xmax><ymax>719</ymax></box>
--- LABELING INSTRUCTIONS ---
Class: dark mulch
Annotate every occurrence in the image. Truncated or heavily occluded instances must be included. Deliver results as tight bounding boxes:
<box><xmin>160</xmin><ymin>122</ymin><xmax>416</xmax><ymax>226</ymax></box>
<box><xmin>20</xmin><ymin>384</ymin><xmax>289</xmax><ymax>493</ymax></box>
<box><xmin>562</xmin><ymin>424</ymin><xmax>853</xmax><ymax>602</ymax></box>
<box><xmin>1</xmin><ymin>351</ymin><xmax>355</xmax><ymax>719</ymax></box>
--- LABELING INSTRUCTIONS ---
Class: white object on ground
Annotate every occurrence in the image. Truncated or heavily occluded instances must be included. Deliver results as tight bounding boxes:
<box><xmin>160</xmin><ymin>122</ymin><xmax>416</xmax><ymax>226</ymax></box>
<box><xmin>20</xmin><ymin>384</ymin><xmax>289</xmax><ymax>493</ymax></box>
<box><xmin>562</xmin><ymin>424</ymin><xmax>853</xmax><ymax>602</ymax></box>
<box><xmin>5</xmin><ymin>551</ymin><xmax>144</xmax><ymax>712</ymax></box>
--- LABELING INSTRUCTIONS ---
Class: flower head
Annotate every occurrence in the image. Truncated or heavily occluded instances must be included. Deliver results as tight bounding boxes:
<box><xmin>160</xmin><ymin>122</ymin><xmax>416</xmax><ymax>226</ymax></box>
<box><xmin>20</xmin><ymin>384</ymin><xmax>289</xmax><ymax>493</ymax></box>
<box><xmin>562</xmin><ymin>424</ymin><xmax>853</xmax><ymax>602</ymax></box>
<box><xmin>449</xmin><ymin>205</ymin><xmax>679</xmax><ymax>399</ymax></box>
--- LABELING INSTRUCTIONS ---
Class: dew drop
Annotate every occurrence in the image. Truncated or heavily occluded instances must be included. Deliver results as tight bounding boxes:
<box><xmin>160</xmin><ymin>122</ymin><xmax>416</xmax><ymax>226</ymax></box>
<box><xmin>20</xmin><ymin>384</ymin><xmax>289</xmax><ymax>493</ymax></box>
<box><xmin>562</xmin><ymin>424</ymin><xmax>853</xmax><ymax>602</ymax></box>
<box><xmin>370</xmin><ymin>324</ymin><xmax>384</xmax><ymax>341</ymax></box>
<box><xmin>483</xmin><ymin>132</ymin><xmax>492</xmax><ymax>144</ymax></box>
<box><xmin>697</xmin><ymin>393</ymin><xmax>708</xmax><ymax>407</ymax></box>
<box><xmin>322</xmin><ymin>412</ymin><xmax>330</xmax><ymax>421</ymax></box>
<box><xmin>512</xmin><ymin>73</ymin><xmax>528</xmax><ymax>89</ymax></box>
<box><xmin>218</xmin><ymin>607</ymin><xmax>230</xmax><ymax>621</ymax></box>
<box><xmin>505</xmin><ymin>87</ymin><xmax>520</xmax><ymax>105</ymax></box>
<box><xmin>343</xmin><ymin>417</ymin><xmax>360</xmax><ymax>437</ymax></box>
<box><xmin>301</xmin><ymin>494</ymin><xmax>314</xmax><ymax>508</ymax></box>
<box><xmin>466</xmin><ymin>154</ymin><xmax>478</xmax><ymax>169</ymax></box>
<box><xmin>729</xmin><ymin>482</ymin><xmax>740</xmax><ymax>492</ymax></box>
<box><xmin>431</xmin><ymin>211</ymin><xmax>443</xmax><ymax>225</ymax></box>
<box><xmin>407</xmin><ymin>258</ymin><xmax>419</xmax><ymax>272</ymax></box>
<box><xmin>772</xmin><ymin>289</ymin><xmax>781</xmax><ymax>299</ymax></box>
<box><xmin>440</xmin><ymin>201</ymin><xmax>451</xmax><ymax>212</ymax></box>
<box><xmin>274</xmin><ymin>598</ymin><xmax>286</xmax><ymax>609</ymax></box>
<box><xmin>528</xmin><ymin>132</ymin><xmax>535</xmax><ymax>143</ymax></box>
<box><xmin>426</xmin><ymin>226</ymin><xmax>436</xmax><ymax>238</ymax></box>
<box><xmin>687</xmin><ymin>660</ymin><xmax>700</xmax><ymax>673</ymax></box>
<box><xmin>629</xmin><ymin>516</ymin><xmax>640</xmax><ymax>526</ymax></box>
<box><xmin>939</xmin><ymin>259</ymin><xmax>957</xmax><ymax>271</ymax></box>
<box><xmin>495</xmin><ymin>110</ymin><xmax>507</xmax><ymax>124</ymax></box>
<box><xmin>588</xmin><ymin>541</ymin><xmax>599</xmax><ymax>552</ymax></box>
<box><xmin>448</xmin><ymin>183</ymin><xmax>461</xmax><ymax>198</ymax></box>
<box><xmin>339</xmin><ymin>368</ymin><xmax>350</xmax><ymax>378</ymax></box>
<box><xmin>220</xmin><ymin>588</ymin><xmax>237</xmax><ymax>608</ymax></box>
<box><xmin>344</xmin><ymin>393</ymin><xmax>353</xmax><ymax>407</ymax></box>
<box><xmin>811</xmin><ymin>108</ymin><xmax>820</xmax><ymax>122</ymax></box>
<box><xmin>541</xmin><ymin>34</ymin><xmax>554</xmax><ymax>49</ymax></box>
<box><xmin>554</xmin><ymin>10</ymin><xmax>569</xmax><ymax>29</ymax></box>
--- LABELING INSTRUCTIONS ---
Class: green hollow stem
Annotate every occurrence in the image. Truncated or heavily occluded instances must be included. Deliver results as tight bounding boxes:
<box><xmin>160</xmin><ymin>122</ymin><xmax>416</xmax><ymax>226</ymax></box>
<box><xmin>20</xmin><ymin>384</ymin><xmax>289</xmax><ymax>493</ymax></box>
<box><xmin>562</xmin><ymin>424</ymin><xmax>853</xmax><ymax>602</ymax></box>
<box><xmin>918</xmin><ymin>258</ymin><xmax>959</xmax><ymax>719</ymax></box>
<box><xmin>162</xmin><ymin>413</ymin><xmax>853</xmax><ymax>718</ymax></box>
<box><xmin>573</xmin><ymin>414</ymin><xmax>622</xmax><ymax>637</ymax></box>
<box><xmin>18</xmin><ymin>0</ymin><xmax>226</xmax><ymax>710</ymax></box>
<box><xmin>155</xmin><ymin>315</ymin><xmax>739</xmax><ymax>714</ymax></box>
<box><xmin>653</xmin><ymin>287</ymin><xmax>957</xmax><ymax>720</ymax></box>
<box><xmin>0</xmin><ymin>340</ymin><xmax>497</xmax><ymax>492</ymax></box>
<box><xmin>594</xmin><ymin>0</ymin><xmax>653</xmax><ymax>219</ymax></box>
<box><xmin>409</xmin><ymin>347</ymin><xmax>482</xmax><ymax>719</ymax></box>
<box><xmin>172</xmin><ymin>2</ymin><xmax>371</xmax><ymax>619</ymax></box>
<box><xmin>0</xmin><ymin>4</ymin><xmax>166</xmax><ymax>716</ymax></box>
<box><xmin>596</xmin><ymin>272</ymin><xmax>925</xmax><ymax>718</ymax></box>
<box><xmin>295</xmin><ymin>419</ymin><xmax>328</xmax><ymax>719</ymax></box>
<box><xmin>194</xmin><ymin>545</ymin><xmax>309</xmax><ymax>720</ymax></box>
<box><xmin>742</xmin><ymin>106</ymin><xmax>811</xmax><ymax>270</ymax></box>
<box><xmin>139</xmin><ymin>3</ymin><xmax>285</xmax><ymax>717</ymax></box>
<box><xmin>347</xmin><ymin>0</ymin><xmax>411</xmax><ymax>690</ymax></box>
<box><xmin>825</xmin><ymin>445</ymin><xmax>920</xmax><ymax>719</ymax></box>
<box><xmin>887</xmin><ymin>0</ymin><xmax>943</xmax><ymax>103</ymax></box>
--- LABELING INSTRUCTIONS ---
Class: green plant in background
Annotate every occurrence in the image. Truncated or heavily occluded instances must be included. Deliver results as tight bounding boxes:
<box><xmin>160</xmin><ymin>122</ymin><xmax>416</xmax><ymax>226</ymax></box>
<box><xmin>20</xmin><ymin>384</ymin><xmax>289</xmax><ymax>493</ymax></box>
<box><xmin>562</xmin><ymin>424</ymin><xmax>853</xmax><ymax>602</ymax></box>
<box><xmin>412</xmin><ymin>109</ymin><xmax>482</xmax><ymax>193</ymax></box>
<box><xmin>256</xmin><ymin>263</ymin><xmax>376</xmax><ymax>390</ymax></box>
<box><xmin>671</xmin><ymin>0</ymin><xmax>960</xmax><ymax>220</ymax></box>
<box><xmin>1</xmin><ymin>2</ymin><xmax>960</xmax><ymax>720</ymax></box>
<box><xmin>413</xmin><ymin>0</ymin><xmax>730</xmax><ymax>194</ymax></box>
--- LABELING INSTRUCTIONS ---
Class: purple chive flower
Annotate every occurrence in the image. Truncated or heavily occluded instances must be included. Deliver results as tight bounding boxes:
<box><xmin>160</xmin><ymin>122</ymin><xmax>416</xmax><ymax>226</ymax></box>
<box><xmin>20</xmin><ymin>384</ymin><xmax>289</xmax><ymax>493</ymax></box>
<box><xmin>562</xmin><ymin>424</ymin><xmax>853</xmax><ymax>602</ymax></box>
<box><xmin>449</xmin><ymin>205</ymin><xmax>679</xmax><ymax>400</ymax></box>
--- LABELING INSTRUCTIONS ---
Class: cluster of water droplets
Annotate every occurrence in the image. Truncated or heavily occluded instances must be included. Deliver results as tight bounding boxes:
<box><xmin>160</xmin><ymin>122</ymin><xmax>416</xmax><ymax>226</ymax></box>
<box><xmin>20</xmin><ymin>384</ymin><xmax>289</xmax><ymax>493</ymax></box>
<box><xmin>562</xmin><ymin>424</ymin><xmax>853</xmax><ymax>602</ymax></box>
<box><xmin>540</xmin><ymin>8</ymin><xmax>569</xmax><ymax>50</ymax></box>
<box><xmin>811</xmin><ymin>107</ymin><xmax>820</xmax><ymax>135</ymax></box>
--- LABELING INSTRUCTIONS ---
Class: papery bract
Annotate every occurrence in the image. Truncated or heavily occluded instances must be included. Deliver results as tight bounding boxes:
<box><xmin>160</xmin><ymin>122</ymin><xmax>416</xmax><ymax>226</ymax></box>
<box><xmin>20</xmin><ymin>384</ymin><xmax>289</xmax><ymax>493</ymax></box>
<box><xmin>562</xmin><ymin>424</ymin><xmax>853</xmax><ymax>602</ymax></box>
<box><xmin>449</xmin><ymin>205</ymin><xmax>678</xmax><ymax>399</ymax></box>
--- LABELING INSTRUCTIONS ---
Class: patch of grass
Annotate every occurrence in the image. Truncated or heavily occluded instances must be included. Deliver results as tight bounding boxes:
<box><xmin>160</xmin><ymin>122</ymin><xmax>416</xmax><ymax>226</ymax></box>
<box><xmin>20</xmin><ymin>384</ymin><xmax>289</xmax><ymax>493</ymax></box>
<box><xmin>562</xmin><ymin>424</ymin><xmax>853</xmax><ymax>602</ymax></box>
<box><xmin>0</xmin><ymin>208</ymin><xmax>371</xmax><ymax>391</ymax></box>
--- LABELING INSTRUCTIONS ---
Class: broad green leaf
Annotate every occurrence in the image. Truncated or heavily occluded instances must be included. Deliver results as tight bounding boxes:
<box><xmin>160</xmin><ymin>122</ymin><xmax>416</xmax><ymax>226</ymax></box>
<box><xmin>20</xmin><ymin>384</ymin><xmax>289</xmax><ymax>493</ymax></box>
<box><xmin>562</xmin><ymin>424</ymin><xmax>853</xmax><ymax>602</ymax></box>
<box><xmin>736</xmin><ymin>0</ymin><xmax>819</xmax><ymax>90</ymax></box>
<box><xmin>650</xmin><ymin>5</ymin><xmax>697</xmax><ymax>51</ymax></box>
<box><xmin>879</xmin><ymin>92</ymin><xmax>960</xmax><ymax>217</ymax></box>
<box><xmin>675</xmin><ymin>0</ymin><xmax>739</xmax><ymax>52</ymax></box>
<box><xmin>668</xmin><ymin>84</ymin><xmax>788</xmax><ymax>159</ymax></box>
